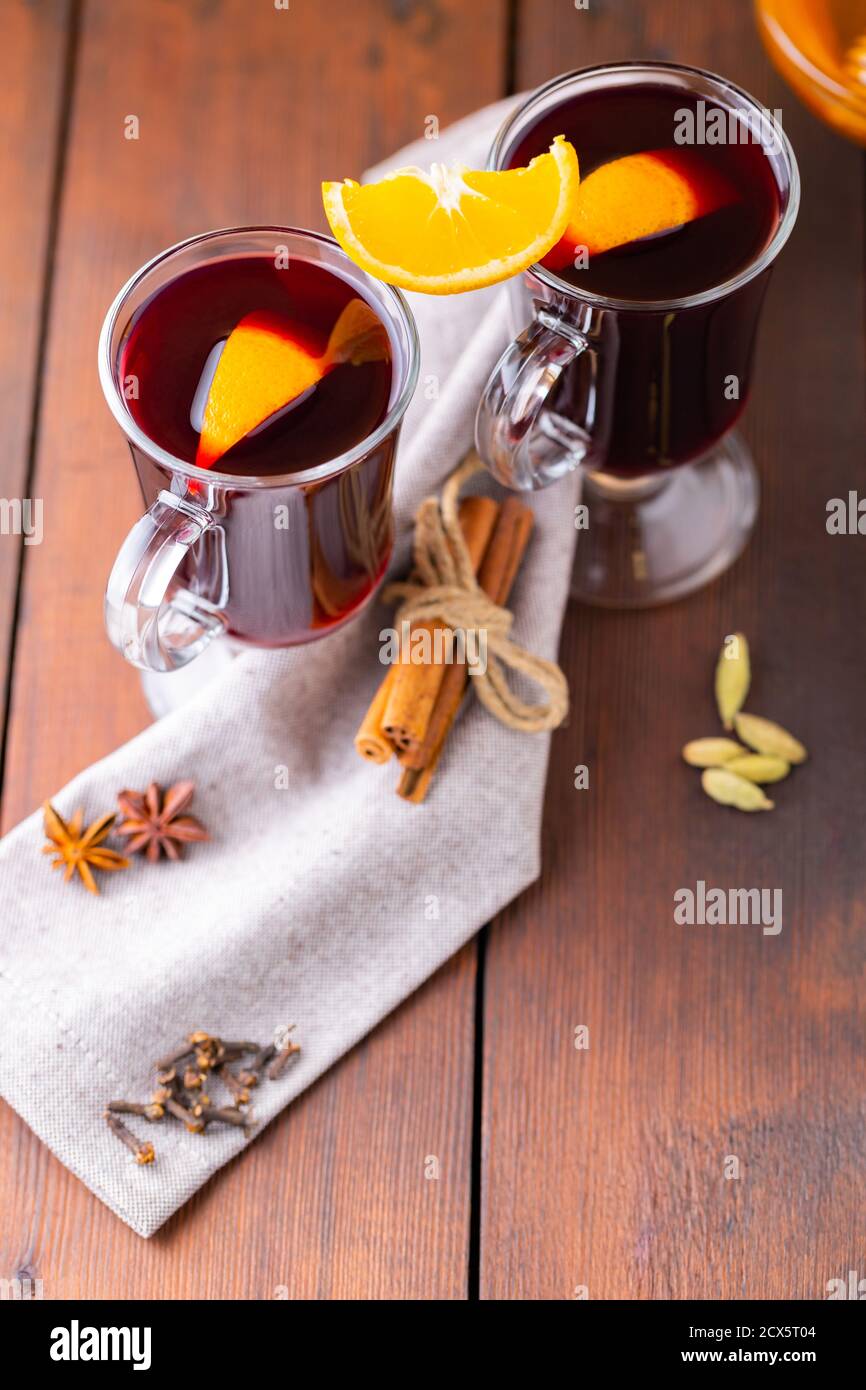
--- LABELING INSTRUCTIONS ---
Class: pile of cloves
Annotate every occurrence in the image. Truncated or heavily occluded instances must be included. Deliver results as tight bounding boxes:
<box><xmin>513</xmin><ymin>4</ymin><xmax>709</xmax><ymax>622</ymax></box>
<box><xmin>104</xmin><ymin>1028</ymin><xmax>300</xmax><ymax>1165</ymax></box>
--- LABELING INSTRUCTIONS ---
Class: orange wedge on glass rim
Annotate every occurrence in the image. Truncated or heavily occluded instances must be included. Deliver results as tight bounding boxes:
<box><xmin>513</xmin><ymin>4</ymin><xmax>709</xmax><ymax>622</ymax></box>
<box><xmin>321</xmin><ymin>136</ymin><xmax>580</xmax><ymax>295</ymax></box>
<box><xmin>543</xmin><ymin>148</ymin><xmax>738</xmax><ymax>271</ymax></box>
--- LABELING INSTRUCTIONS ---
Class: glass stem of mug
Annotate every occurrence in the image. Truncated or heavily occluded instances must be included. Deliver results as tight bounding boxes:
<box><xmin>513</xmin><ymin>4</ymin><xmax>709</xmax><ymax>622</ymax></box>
<box><xmin>580</xmin><ymin>469</ymin><xmax>669</xmax><ymax>503</ymax></box>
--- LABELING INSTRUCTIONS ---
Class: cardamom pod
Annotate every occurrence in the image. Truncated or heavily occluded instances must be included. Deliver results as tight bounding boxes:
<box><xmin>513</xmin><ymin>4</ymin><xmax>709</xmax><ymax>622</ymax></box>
<box><xmin>682</xmin><ymin>738</ymin><xmax>747</xmax><ymax>767</ymax></box>
<box><xmin>714</xmin><ymin>632</ymin><xmax>750</xmax><ymax>729</ymax></box>
<box><xmin>724</xmin><ymin>754</ymin><xmax>790</xmax><ymax>784</ymax></box>
<box><xmin>734</xmin><ymin>712</ymin><xmax>808</xmax><ymax>765</ymax></box>
<box><xmin>701</xmin><ymin>767</ymin><xmax>774</xmax><ymax>812</ymax></box>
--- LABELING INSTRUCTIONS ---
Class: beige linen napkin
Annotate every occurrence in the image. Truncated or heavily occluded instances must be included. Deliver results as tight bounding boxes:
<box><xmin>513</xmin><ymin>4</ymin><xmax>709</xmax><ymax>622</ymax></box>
<box><xmin>0</xmin><ymin>100</ymin><xmax>578</xmax><ymax>1236</ymax></box>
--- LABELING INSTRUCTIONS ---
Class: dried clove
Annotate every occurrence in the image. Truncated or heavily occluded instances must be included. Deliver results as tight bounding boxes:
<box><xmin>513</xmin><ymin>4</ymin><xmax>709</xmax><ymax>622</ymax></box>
<box><xmin>104</xmin><ymin>1026</ymin><xmax>299</xmax><ymax>1160</ymax></box>
<box><xmin>237</xmin><ymin>1044</ymin><xmax>275</xmax><ymax>1088</ymax></box>
<box><xmin>204</xmin><ymin>1106</ymin><xmax>251</xmax><ymax>1129</ymax></box>
<box><xmin>155</xmin><ymin>1041</ymin><xmax>195</xmax><ymax>1072</ymax></box>
<box><xmin>107</xmin><ymin>1099</ymin><xmax>164</xmax><ymax>1122</ymax></box>
<box><xmin>189</xmin><ymin>1031</ymin><xmax>225</xmax><ymax>1070</ymax></box>
<box><xmin>165</xmin><ymin>1096</ymin><xmax>206</xmax><ymax>1134</ymax></box>
<box><xmin>268</xmin><ymin>1041</ymin><xmax>301</xmax><ymax>1081</ymax></box>
<box><xmin>218</xmin><ymin>1044</ymin><xmax>261</xmax><ymax>1067</ymax></box>
<box><xmin>181</xmin><ymin>1090</ymin><xmax>211</xmax><ymax>1118</ymax></box>
<box><xmin>218</xmin><ymin>1065</ymin><xmax>251</xmax><ymax>1106</ymax></box>
<box><xmin>105</xmin><ymin>1112</ymin><xmax>155</xmax><ymax>1165</ymax></box>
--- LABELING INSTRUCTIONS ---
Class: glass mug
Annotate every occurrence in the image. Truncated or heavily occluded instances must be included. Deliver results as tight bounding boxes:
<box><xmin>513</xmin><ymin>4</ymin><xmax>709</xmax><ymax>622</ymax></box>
<box><xmin>99</xmin><ymin>227</ymin><xmax>419</xmax><ymax>672</ymax></box>
<box><xmin>476</xmin><ymin>64</ymin><xmax>800</xmax><ymax>607</ymax></box>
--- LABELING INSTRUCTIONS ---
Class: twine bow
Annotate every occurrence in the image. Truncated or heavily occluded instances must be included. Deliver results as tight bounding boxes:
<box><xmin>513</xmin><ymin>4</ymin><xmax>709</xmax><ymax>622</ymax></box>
<box><xmin>382</xmin><ymin>453</ymin><xmax>569</xmax><ymax>733</ymax></box>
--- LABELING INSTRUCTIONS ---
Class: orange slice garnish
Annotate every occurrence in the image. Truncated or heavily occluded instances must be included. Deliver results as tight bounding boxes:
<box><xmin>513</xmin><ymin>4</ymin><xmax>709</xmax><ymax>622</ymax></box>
<box><xmin>195</xmin><ymin>300</ymin><xmax>389</xmax><ymax>469</ymax></box>
<box><xmin>543</xmin><ymin>149</ymin><xmax>737</xmax><ymax>270</ymax></box>
<box><xmin>322</xmin><ymin>296</ymin><xmax>390</xmax><ymax>367</ymax></box>
<box><xmin>321</xmin><ymin>136</ymin><xmax>580</xmax><ymax>295</ymax></box>
<box><xmin>196</xmin><ymin>312</ymin><xmax>322</xmax><ymax>469</ymax></box>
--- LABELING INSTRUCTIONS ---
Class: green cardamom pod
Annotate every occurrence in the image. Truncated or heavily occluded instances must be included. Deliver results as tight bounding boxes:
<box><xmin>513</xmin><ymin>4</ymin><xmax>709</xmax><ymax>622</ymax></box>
<box><xmin>714</xmin><ymin>633</ymin><xmax>750</xmax><ymax>729</ymax></box>
<box><xmin>701</xmin><ymin>767</ymin><xmax>774</xmax><ymax>812</ymax></box>
<box><xmin>724</xmin><ymin>754</ymin><xmax>790</xmax><ymax>784</ymax></box>
<box><xmin>682</xmin><ymin>738</ymin><xmax>747</xmax><ymax>767</ymax></box>
<box><xmin>734</xmin><ymin>712</ymin><xmax>807</xmax><ymax>765</ymax></box>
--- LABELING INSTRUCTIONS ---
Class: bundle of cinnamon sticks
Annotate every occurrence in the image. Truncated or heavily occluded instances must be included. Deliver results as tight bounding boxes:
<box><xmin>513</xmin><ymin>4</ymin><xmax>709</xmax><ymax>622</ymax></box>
<box><xmin>354</xmin><ymin>487</ymin><xmax>534</xmax><ymax>803</ymax></box>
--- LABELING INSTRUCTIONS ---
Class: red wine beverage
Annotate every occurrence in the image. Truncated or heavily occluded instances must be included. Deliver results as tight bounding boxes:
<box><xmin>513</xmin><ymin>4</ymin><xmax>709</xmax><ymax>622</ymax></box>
<box><xmin>122</xmin><ymin>256</ymin><xmax>393</xmax><ymax>474</ymax></box>
<box><xmin>508</xmin><ymin>83</ymin><xmax>783</xmax><ymax>474</ymax></box>
<box><xmin>119</xmin><ymin>254</ymin><xmax>398</xmax><ymax>643</ymax></box>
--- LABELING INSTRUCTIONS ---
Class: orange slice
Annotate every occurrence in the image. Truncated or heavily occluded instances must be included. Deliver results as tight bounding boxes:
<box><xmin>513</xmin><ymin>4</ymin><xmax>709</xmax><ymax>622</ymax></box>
<box><xmin>323</xmin><ymin>296</ymin><xmax>390</xmax><ymax>367</ymax></box>
<box><xmin>196</xmin><ymin>312</ymin><xmax>322</xmax><ymax>469</ymax></box>
<box><xmin>543</xmin><ymin>149</ymin><xmax>737</xmax><ymax>270</ymax></box>
<box><xmin>321</xmin><ymin>136</ymin><xmax>580</xmax><ymax>295</ymax></box>
<box><xmin>195</xmin><ymin>300</ymin><xmax>389</xmax><ymax>469</ymax></box>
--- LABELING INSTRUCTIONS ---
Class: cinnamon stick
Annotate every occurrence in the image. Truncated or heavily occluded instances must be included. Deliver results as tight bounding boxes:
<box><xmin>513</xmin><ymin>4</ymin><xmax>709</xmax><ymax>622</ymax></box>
<box><xmin>380</xmin><ymin>621</ymin><xmax>447</xmax><ymax>755</ymax></box>
<box><xmin>398</xmin><ymin>497</ymin><xmax>534</xmax><ymax>802</ymax></box>
<box><xmin>398</xmin><ymin>497</ymin><xmax>534</xmax><ymax>772</ymax></box>
<box><xmin>379</xmin><ymin>495</ymin><xmax>498</xmax><ymax>756</ymax></box>
<box><xmin>396</xmin><ymin>664</ymin><xmax>466</xmax><ymax>802</ymax></box>
<box><xmin>354</xmin><ymin>665</ymin><xmax>398</xmax><ymax>763</ymax></box>
<box><xmin>477</xmin><ymin>497</ymin><xmax>536</xmax><ymax>609</ymax></box>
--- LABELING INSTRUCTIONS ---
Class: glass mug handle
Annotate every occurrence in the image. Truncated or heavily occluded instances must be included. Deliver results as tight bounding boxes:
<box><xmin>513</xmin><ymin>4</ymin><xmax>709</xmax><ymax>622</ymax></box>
<box><xmin>104</xmin><ymin>490</ymin><xmax>227</xmax><ymax>673</ymax></box>
<box><xmin>475</xmin><ymin>307</ymin><xmax>596</xmax><ymax>491</ymax></box>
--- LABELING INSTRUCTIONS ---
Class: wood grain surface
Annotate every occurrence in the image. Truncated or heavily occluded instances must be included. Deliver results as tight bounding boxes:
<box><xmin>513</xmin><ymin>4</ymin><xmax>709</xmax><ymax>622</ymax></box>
<box><xmin>0</xmin><ymin>0</ymin><xmax>506</xmax><ymax>1300</ymax></box>
<box><xmin>0</xmin><ymin>0</ymin><xmax>72</xmax><ymax>768</ymax></box>
<box><xmin>1</xmin><ymin>0</ymin><xmax>863</xmax><ymax>1301</ymax></box>
<box><xmin>480</xmin><ymin>0</ymin><xmax>866</xmax><ymax>1299</ymax></box>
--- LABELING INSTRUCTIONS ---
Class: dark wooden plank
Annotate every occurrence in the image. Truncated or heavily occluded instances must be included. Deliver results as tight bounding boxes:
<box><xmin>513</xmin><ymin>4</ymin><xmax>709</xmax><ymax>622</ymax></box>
<box><xmin>0</xmin><ymin>0</ymin><xmax>72</xmax><ymax>774</ymax></box>
<box><xmin>481</xmin><ymin>0</ymin><xmax>866</xmax><ymax>1299</ymax></box>
<box><xmin>0</xmin><ymin>0</ymin><xmax>507</xmax><ymax>1297</ymax></box>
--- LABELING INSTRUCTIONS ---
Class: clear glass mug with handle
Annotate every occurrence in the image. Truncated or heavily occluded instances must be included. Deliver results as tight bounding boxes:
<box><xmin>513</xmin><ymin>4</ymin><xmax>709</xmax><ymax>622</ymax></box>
<box><xmin>99</xmin><ymin>226</ymin><xmax>419</xmax><ymax>673</ymax></box>
<box><xmin>475</xmin><ymin>64</ymin><xmax>800</xmax><ymax>607</ymax></box>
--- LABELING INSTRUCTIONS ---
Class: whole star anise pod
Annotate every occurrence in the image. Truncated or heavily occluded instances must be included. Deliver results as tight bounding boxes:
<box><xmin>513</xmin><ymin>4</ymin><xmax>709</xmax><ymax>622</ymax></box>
<box><xmin>42</xmin><ymin>803</ymin><xmax>130</xmax><ymax>895</ymax></box>
<box><xmin>116</xmin><ymin>782</ymin><xmax>209</xmax><ymax>862</ymax></box>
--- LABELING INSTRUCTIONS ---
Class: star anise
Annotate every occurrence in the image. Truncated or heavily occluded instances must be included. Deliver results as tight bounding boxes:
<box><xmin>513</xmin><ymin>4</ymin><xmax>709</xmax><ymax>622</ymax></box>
<box><xmin>42</xmin><ymin>803</ymin><xmax>130</xmax><ymax>895</ymax></box>
<box><xmin>116</xmin><ymin>782</ymin><xmax>209</xmax><ymax>862</ymax></box>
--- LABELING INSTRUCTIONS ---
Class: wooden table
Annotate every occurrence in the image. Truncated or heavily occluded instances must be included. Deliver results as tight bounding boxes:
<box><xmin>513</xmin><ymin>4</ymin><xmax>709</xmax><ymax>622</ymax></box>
<box><xmin>1</xmin><ymin>0</ymin><xmax>863</xmax><ymax>1300</ymax></box>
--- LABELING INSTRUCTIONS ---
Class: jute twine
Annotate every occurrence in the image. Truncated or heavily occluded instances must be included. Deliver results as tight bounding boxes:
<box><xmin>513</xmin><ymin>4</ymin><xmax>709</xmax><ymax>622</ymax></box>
<box><xmin>382</xmin><ymin>454</ymin><xmax>569</xmax><ymax>733</ymax></box>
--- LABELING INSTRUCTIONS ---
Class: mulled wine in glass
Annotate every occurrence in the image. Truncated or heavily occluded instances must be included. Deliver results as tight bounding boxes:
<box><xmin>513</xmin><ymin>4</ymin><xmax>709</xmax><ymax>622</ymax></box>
<box><xmin>476</xmin><ymin>64</ymin><xmax>799</xmax><ymax>607</ymax></box>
